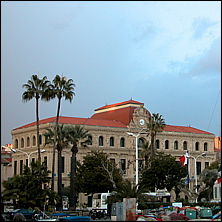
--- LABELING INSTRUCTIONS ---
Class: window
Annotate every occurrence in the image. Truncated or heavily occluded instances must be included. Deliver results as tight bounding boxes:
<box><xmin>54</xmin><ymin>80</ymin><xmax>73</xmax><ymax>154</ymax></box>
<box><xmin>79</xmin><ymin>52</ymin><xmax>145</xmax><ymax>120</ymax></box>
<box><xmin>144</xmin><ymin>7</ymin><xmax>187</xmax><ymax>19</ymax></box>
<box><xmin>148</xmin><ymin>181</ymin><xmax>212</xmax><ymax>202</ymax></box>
<box><xmin>44</xmin><ymin>156</ymin><xmax>47</xmax><ymax>167</ymax></box>
<box><xmin>88</xmin><ymin>135</ymin><xmax>92</xmax><ymax>145</ymax></box>
<box><xmin>27</xmin><ymin>137</ymin><xmax>30</xmax><ymax>147</ymax></box>
<box><xmin>214</xmin><ymin>187</ymin><xmax>217</xmax><ymax>198</ymax></box>
<box><xmin>156</xmin><ymin>140</ymin><xmax>160</xmax><ymax>149</ymax></box>
<box><xmin>21</xmin><ymin>138</ymin><xmax>24</xmax><ymax>148</ymax></box>
<box><xmin>15</xmin><ymin>139</ymin><xmax>18</xmax><ymax>149</ymax></box>
<box><xmin>195</xmin><ymin>142</ymin><xmax>199</xmax><ymax>151</ymax></box>
<box><xmin>138</xmin><ymin>138</ymin><xmax>143</xmax><ymax>148</ymax></box>
<box><xmin>204</xmin><ymin>142</ymin><xmax>208</xmax><ymax>151</ymax></box>
<box><xmin>62</xmin><ymin>156</ymin><xmax>65</xmax><ymax>173</ymax></box>
<box><xmin>120</xmin><ymin>159</ymin><xmax>126</xmax><ymax>173</ymax></box>
<box><xmin>110</xmin><ymin>137</ymin><xmax>114</xmax><ymax>146</ymax></box>
<box><xmin>26</xmin><ymin>159</ymin><xmax>28</xmax><ymax>166</ymax></box>
<box><xmin>33</xmin><ymin>135</ymin><xmax>36</xmax><ymax>146</ymax></box>
<box><xmin>183</xmin><ymin>141</ymin><xmax>187</xmax><ymax>150</ymax></box>
<box><xmin>32</xmin><ymin>158</ymin><xmax>35</xmax><ymax>163</ymax></box>
<box><xmin>20</xmin><ymin>160</ymin><xmax>23</xmax><ymax>175</ymax></box>
<box><xmin>14</xmin><ymin>161</ymin><xmax>17</xmax><ymax>175</ymax></box>
<box><xmin>39</xmin><ymin>135</ymin><xmax>42</xmax><ymax>145</ymax></box>
<box><xmin>99</xmin><ymin>136</ymin><xmax>103</xmax><ymax>146</ymax></box>
<box><xmin>196</xmin><ymin>162</ymin><xmax>201</xmax><ymax>175</ymax></box>
<box><xmin>205</xmin><ymin>162</ymin><xmax>209</xmax><ymax>168</ymax></box>
<box><xmin>174</xmin><ymin>141</ymin><xmax>178</xmax><ymax>150</ymax></box>
<box><xmin>120</xmin><ymin>137</ymin><xmax>125</xmax><ymax>147</ymax></box>
<box><xmin>165</xmin><ymin>140</ymin><xmax>169</xmax><ymax>149</ymax></box>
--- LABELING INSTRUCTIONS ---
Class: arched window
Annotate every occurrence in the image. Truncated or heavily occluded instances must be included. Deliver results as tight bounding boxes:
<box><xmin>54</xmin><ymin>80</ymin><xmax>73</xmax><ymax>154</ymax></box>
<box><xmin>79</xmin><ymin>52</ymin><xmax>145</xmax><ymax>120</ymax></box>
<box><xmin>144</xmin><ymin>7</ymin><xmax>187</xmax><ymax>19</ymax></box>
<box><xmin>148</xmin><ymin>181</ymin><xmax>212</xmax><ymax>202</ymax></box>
<box><xmin>15</xmin><ymin>139</ymin><xmax>18</xmax><ymax>149</ymax></box>
<box><xmin>110</xmin><ymin>137</ymin><xmax>114</xmax><ymax>146</ymax></box>
<box><xmin>120</xmin><ymin>137</ymin><xmax>125</xmax><ymax>147</ymax></box>
<box><xmin>33</xmin><ymin>135</ymin><xmax>36</xmax><ymax>146</ymax></box>
<box><xmin>138</xmin><ymin>138</ymin><xmax>144</xmax><ymax>148</ymax></box>
<box><xmin>174</xmin><ymin>141</ymin><xmax>178</xmax><ymax>150</ymax></box>
<box><xmin>183</xmin><ymin>141</ymin><xmax>187</xmax><ymax>150</ymax></box>
<box><xmin>165</xmin><ymin>140</ymin><xmax>169</xmax><ymax>149</ymax></box>
<box><xmin>27</xmin><ymin>137</ymin><xmax>30</xmax><ymax>147</ymax></box>
<box><xmin>204</xmin><ymin>142</ymin><xmax>208</xmax><ymax>151</ymax></box>
<box><xmin>155</xmin><ymin>140</ymin><xmax>160</xmax><ymax>149</ymax></box>
<box><xmin>99</xmin><ymin>136</ymin><xmax>103</xmax><ymax>146</ymax></box>
<box><xmin>195</xmin><ymin>142</ymin><xmax>199</xmax><ymax>151</ymax></box>
<box><xmin>21</xmin><ymin>138</ymin><xmax>24</xmax><ymax>148</ymax></box>
<box><xmin>88</xmin><ymin>135</ymin><xmax>92</xmax><ymax>145</ymax></box>
<box><xmin>39</xmin><ymin>135</ymin><xmax>42</xmax><ymax>145</ymax></box>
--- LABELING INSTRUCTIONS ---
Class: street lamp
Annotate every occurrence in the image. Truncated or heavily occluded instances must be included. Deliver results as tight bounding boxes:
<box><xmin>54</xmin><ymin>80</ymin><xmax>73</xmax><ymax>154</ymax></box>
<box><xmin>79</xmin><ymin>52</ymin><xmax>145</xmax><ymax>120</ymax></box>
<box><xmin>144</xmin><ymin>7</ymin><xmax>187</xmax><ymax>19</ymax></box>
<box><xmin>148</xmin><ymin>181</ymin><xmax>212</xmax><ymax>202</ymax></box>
<box><xmin>11</xmin><ymin>149</ymin><xmax>46</xmax><ymax>167</ymax></box>
<box><xmin>126</xmin><ymin>129</ymin><xmax>147</xmax><ymax>186</ymax></box>
<box><xmin>188</xmin><ymin>152</ymin><xmax>206</xmax><ymax>203</ymax></box>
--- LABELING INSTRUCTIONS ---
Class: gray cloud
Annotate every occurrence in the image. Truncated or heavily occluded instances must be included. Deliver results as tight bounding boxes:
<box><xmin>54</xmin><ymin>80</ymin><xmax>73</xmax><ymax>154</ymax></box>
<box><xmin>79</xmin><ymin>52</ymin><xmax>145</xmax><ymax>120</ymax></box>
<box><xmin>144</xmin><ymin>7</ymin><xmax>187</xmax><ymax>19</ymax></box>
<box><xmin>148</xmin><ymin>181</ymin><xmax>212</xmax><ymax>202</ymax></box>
<box><xmin>191</xmin><ymin>17</ymin><xmax>219</xmax><ymax>39</ymax></box>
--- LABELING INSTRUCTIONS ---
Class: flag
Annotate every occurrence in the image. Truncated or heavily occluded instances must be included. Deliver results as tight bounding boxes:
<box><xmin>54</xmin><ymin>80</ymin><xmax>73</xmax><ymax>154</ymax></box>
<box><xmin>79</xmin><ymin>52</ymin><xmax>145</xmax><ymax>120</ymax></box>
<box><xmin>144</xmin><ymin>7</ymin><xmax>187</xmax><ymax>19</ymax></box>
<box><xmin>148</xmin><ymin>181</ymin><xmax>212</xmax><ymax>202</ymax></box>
<box><xmin>179</xmin><ymin>151</ymin><xmax>189</xmax><ymax>166</ymax></box>
<box><xmin>217</xmin><ymin>166</ymin><xmax>221</xmax><ymax>184</ymax></box>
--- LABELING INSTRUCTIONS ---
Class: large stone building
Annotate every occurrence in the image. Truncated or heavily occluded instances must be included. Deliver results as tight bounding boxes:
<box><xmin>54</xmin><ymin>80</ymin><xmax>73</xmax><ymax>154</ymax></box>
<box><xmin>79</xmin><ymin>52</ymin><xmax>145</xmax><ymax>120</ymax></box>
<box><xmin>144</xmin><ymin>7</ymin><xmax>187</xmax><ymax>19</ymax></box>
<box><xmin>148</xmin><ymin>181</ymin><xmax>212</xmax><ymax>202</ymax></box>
<box><xmin>11</xmin><ymin>99</ymin><xmax>216</xmax><ymax>203</ymax></box>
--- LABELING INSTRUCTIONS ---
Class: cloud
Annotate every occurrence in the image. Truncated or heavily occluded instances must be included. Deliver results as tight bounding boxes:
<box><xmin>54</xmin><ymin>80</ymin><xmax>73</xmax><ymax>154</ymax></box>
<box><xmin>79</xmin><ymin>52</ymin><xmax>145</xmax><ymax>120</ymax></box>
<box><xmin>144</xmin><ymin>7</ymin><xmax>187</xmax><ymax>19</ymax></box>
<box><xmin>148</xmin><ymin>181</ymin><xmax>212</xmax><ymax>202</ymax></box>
<box><xmin>171</xmin><ymin>37</ymin><xmax>221</xmax><ymax>78</ymax></box>
<box><xmin>191</xmin><ymin>17</ymin><xmax>219</xmax><ymax>39</ymax></box>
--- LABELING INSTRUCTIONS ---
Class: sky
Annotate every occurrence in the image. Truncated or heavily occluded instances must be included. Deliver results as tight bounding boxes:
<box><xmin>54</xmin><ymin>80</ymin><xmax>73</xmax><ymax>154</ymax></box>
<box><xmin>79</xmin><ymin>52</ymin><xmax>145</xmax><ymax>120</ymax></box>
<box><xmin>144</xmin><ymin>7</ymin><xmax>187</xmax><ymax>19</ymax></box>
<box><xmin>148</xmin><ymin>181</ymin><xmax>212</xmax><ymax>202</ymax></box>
<box><xmin>1</xmin><ymin>1</ymin><xmax>221</xmax><ymax>145</ymax></box>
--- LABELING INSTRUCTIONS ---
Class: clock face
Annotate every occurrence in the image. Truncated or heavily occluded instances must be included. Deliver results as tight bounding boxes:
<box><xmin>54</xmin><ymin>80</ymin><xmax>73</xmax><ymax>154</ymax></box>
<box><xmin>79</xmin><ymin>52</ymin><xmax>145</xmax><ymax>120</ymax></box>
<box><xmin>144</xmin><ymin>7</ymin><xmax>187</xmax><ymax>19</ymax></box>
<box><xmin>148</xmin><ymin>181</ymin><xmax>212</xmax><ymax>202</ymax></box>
<box><xmin>139</xmin><ymin>119</ymin><xmax>145</xmax><ymax>125</ymax></box>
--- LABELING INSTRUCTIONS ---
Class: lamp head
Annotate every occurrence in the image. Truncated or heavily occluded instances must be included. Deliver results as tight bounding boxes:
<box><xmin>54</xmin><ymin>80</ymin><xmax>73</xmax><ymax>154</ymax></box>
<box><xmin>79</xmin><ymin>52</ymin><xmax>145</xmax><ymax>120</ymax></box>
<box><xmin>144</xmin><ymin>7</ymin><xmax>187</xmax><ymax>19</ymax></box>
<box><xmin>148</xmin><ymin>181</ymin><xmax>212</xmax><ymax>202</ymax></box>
<box><xmin>202</xmin><ymin>153</ymin><xmax>206</xmax><ymax>157</ymax></box>
<box><xmin>126</xmin><ymin>132</ymin><xmax>134</xmax><ymax>136</ymax></box>
<box><xmin>11</xmin><ymin>149</ymin><xmax>16</xmax><ymax>153</ymax></box>
<box><xmin>41</xmin><ymin>149</ymin><xmax>46</xmax><ymax>153</ymax></box>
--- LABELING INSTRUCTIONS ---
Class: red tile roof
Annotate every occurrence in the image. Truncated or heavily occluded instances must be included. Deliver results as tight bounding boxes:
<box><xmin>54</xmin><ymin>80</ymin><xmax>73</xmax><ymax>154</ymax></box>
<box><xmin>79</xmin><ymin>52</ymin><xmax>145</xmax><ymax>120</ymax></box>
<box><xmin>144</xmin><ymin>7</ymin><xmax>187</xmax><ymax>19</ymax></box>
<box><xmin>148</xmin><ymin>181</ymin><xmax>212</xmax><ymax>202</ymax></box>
<box><xmin>163</xmin><ymin>125</ymin><xmax>213</xmax><ymax>135</ymax></box>
<box><xmin>91</xmin><ymin>106</ymin><xmax>137</xmax><ymax>126</ymax></box>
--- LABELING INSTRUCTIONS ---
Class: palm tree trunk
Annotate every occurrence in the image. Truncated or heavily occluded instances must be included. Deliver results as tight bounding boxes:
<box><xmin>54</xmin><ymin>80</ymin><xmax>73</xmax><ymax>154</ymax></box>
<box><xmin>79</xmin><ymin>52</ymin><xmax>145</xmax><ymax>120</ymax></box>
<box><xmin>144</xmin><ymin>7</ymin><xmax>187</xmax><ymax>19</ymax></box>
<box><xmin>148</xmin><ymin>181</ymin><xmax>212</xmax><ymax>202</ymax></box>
<box><xmin>70</xmin><ymin>150</ymin><xmax>76</xmax><ymax>210</ymax></box>
<box><xmin>36</xmin><ymin>97</ymin><xmax>41</xmax><ymax>161</ymax></box>
<box><xmin>57</xmin><ymin>149</ymin><xmax>62</xmax><ymax>211</ymax></box>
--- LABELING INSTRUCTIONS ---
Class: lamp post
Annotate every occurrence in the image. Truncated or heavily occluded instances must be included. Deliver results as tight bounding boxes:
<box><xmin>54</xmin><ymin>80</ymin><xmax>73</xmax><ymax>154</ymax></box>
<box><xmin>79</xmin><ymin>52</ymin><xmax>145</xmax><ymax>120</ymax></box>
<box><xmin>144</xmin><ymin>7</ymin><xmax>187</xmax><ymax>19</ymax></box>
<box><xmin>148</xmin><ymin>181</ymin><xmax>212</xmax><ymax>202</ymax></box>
<box><xmin>188</xmin><ymin>152</ymin><xmax>206</xmax><ymax>203</ymax></box>
<box><xmin>126</xmin><ymin>129</ymin><xmax>147</xmax><ymax>186</ymax></box>
<box><xmin>12</xmin><ymin>149</ymin><xmax>46</xmax><ymax>167</ymax></box>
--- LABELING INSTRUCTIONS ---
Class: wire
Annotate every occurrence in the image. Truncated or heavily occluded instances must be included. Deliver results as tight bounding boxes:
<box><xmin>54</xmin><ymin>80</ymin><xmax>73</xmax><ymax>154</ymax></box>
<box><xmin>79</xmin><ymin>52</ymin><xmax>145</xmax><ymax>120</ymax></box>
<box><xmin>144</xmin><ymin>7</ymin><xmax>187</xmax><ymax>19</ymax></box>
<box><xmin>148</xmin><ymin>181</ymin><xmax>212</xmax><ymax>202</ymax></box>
<box><xmin>207</xmin><ymin>88</ymin><xmax>221</xmax><ymax>131</ymax></box>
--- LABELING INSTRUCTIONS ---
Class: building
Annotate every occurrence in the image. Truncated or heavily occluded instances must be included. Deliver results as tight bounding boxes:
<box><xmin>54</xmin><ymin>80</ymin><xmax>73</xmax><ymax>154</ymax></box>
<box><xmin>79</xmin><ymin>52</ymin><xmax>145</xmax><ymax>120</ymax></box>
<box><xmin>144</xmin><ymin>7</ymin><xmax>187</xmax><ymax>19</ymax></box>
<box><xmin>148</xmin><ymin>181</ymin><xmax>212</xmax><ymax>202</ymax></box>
<box><xmin>1</xmin><ymin>144</ymin><xmax>13</xmax><ymax>192</ymax></box>
<box><xmin>10</xmin><ymin>99</ymin><xmax>216</xmax><ymax>204</ymax></box>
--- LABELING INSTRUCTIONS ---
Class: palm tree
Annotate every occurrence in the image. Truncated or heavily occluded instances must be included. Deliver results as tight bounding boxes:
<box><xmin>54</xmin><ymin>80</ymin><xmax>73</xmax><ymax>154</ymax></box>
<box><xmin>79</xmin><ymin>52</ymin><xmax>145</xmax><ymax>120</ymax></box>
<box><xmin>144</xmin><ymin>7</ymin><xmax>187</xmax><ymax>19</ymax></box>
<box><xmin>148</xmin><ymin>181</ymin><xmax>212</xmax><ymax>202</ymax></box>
<box><xmin>50</xmin><ymin>75</ymin><xmax>75</xmax><ymax>192</ymax></box>
<box><xmin>65</xmin><ymin>125</ymin><xmax>91</xmax><ymax>210</ymax></box>
<box><xmin>146</xmin><ymin>113</ymin><xmax>165</xmax><ymax>157</ymax></box>
<box><xmin>140</xmin><ymin>140</ymin><xmax>151</xmax><ymax>168</ymax></box>
<box><xmin>22</xmin><ymin>75</ymin><xmax>50</xmax><ymax>161</ymax></box>
<box><xmin>44</xmin><ymin>124</ymin><xmax>69</xmax><ymax>210</ymax></box>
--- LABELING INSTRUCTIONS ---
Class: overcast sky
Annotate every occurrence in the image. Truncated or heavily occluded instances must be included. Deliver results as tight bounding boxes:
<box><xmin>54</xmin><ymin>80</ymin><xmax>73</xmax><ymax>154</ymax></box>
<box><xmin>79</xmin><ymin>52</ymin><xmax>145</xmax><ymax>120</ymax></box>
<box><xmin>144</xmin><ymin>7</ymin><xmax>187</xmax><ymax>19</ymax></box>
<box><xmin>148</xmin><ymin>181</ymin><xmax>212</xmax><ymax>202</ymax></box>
<box><xmin>1</xmin><ymin>1</ymin><xmax>221</xmax><ymax>145</ymax></box>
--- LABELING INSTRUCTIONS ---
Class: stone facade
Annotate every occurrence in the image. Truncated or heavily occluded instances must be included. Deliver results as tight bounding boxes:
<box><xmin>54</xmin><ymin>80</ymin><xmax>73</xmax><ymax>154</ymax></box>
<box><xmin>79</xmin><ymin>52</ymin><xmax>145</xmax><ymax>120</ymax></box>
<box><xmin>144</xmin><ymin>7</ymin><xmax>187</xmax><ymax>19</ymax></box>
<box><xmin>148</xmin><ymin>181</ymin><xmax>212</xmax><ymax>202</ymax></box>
<box><xmin>10</xmin><ymin>99</ymin><xmax>216</xmax><ymax>204</ymax></box>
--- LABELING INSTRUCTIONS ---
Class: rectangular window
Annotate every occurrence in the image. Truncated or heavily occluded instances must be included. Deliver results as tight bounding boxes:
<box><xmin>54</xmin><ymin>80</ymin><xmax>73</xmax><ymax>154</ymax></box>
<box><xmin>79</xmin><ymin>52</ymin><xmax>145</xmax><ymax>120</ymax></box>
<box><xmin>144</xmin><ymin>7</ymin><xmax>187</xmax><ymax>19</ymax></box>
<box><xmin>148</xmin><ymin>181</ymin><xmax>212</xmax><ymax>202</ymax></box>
<box><xmin>44</xmin><ymin>156</ymin><xmax>47</xmax><ymax>167</ymax></box>
<box><xmin>26</xmin><ymin>159</ymin><xmax>28</xmax><ymax>166</ymax></box>
<box><xmin>62</xmin><ymin>156</ymin><xmax>65</xmax><ymax>173</ymax></box>
<box><xmin>14</xmin><ymin>161</ymin><xmax>17</xmax><ymax>175</ymax></box>
<box><xmin>196</xmin><ymin>162</ymin><xmax>201</xmax><ymax>175</ymax></box>
<box><xmin>120</xmin><ymin>159</ymin><xmax>126</xmax><ymax>174</ymax></box>
<box><xmin>20</xmin><ymin>160</ymin><xmax>23</xmax><ymax>175</ymax></box>
<box><xmin>32</xmin><ymin>158</ymin><xmax>35</xmax><ymax>163</ymax></box>
<box><xmin>205</xmin><ymin>162</ymin><xmax>209</xmax><ymax>169</ymax></box>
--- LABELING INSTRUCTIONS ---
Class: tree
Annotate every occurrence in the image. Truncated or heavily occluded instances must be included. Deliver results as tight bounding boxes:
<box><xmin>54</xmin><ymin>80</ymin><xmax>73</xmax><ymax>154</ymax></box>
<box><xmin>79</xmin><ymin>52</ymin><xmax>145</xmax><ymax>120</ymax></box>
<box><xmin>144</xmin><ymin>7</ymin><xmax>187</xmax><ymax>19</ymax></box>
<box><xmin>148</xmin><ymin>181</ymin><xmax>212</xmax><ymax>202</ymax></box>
<box><xmin>50</xmin><ymin>75</ymin><xmax>75</xmax><ymax>193</ymax></box>
<box><xmin>22</xmin><ymin>75</ymin><xmax>50</xmax><ymax>161</ymax></box>
<box><xmin>140</xmin><ymin>140</ymin><xmax>151</xmax><ymax>168</ymax></box>
<box><xmin>2</xmin><ymin>161</ymin><xmax>59</xmax><ymax>209</ymax></box>
<box><xmin>146</xmin><ymin>113</ymin><xmax>165</xmax><ymax>156</ymax></box>
<box><xmin>44</xmin><ymin>124</ymin><xmax>69</xmax><ymax>210</ymax></box>
<box><xmin>64</xmin><ymin>125</ymin><xmax>91</xmax><ymax>210</ymax></box>
<box><xmin>75</xmin><ymin>150</ymin><xmax>123</xmax><ymax>195</ymax></box>
<box><xmin>141</xmin><ymin>152</ymin><xmax>187</xmax><ymax>192</ymax></box>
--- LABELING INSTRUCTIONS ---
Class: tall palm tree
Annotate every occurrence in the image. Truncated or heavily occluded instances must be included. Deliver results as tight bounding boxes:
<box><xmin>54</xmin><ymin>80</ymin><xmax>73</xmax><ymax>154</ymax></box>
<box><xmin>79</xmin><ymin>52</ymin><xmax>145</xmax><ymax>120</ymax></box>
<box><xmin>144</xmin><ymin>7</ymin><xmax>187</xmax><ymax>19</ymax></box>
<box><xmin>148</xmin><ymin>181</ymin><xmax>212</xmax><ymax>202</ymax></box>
<box><xmin>22</xmin><ymin>75</ymin><xmax>50</xmax><ymax>161</ymax></box>
<box><xmin>65</xmin><ymin>125</ymin><xmax>91</xmax><ymax>210</ymax></box>
<box><xmin>50</xmin><ymin>75</ymin><xmax>75</xmax><ymax>192</ymax></box>
<box><xmin>140</xmin><ymin>140</ymin><xmax>151</xmax><ymax>168</ymax></box>
<box><xmin>146</xmin><ymin>113</ymin><xmax>165</xmax><ymax>157</ymax></box>
<box><xmin>44</xmin><ymin>124</ymin><xmax>69</xmax><ymax>210</ymax></box>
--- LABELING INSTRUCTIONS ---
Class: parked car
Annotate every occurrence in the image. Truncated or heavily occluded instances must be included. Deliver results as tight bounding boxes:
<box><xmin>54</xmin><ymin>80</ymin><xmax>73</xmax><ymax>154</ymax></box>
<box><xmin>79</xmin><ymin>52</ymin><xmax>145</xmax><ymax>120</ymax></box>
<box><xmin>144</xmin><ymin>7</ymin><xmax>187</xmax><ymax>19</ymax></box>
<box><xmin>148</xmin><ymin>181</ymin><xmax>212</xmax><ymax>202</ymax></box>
<box><xmin>7</xmin><ymin>208</ymin><xmax>36</xmax><ymax>220</ymax></box>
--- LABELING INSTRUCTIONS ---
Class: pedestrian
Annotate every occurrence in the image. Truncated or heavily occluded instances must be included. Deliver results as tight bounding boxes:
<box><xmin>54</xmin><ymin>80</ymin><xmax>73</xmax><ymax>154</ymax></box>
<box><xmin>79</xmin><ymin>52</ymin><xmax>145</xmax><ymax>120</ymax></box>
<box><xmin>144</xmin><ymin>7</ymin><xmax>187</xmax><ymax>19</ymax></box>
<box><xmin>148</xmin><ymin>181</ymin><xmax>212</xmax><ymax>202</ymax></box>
<box><xmin>12</xmin><ymin>213</ymin><xmax>26</xmax><ymax>221</ymax></box>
